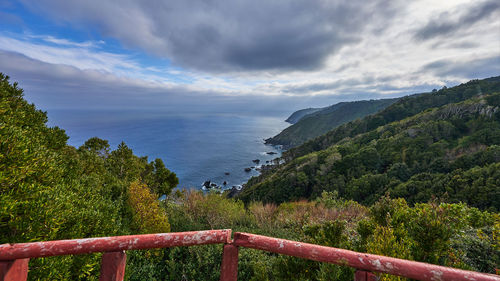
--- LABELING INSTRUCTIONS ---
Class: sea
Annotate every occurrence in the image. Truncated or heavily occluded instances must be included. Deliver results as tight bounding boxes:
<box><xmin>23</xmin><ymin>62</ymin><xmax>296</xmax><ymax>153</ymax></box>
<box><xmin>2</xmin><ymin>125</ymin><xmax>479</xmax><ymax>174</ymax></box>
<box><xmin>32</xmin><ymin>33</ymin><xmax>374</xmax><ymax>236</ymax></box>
<box><xmin>47</xmin><ymin>110</ymin><xmax>289</xmax><ymax>190</ymax></box>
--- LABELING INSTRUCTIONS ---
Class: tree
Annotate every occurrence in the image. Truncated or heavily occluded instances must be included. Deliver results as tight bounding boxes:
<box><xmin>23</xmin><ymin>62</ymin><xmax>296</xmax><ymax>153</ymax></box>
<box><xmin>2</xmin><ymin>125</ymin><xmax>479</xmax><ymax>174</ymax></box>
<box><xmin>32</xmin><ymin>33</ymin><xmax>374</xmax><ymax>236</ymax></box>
<box><xmin>107</xmin><ymin>141</ymin><xmax>143</xmax><ymax>181</ymax></box>
<box><xmin>144</xmin><ymin>158</ymin><xmax>179</xmax><ymax>197</ymax></box>
<box><xmin>80</xmin><ymin>137</ymin><xmax>110</xmax><ymax>158</ymax></box>
<box><xmin>128</xmin><ymin>181</ymin><xmax>170</xmax><ymax>233</ymax></box>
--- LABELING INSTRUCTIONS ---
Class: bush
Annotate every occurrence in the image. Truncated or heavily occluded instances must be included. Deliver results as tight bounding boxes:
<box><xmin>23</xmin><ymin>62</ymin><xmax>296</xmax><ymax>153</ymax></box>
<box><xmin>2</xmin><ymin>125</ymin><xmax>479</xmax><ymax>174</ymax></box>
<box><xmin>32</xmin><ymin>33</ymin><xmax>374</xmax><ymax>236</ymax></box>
<box><xmin>128</xmin><ymin>181</ymin><xmax>170</xmax><ymax>234</ymax></box>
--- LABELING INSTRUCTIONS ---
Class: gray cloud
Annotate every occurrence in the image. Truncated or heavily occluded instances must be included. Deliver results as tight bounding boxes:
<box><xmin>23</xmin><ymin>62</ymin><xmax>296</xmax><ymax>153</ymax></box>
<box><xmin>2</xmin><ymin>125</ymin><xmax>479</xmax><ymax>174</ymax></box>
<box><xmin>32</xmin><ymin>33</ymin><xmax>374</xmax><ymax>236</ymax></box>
<box><xmin>0</xmin><ymin>50</ymin><xmax>350</xmax><ymax>115</ymax></box>
<box><xmin>431</xmin><ymin>41</ymin><xmax>479</xmax><ymax>50</ymax></box>
<box><xmin>282</xmin><ymin>78</ymin><xmax>361</xmax><ymax>94</ymax></box>
<box><xmin>0</xmin><ymin>50</ymin><xmax>213</xmax><ymax>110</ymax></box>
<box><xmin>333</xmin><ymin>61</ymin><xmax>361</xmax><ymax>73</ymax></box>
<box><xmin>422</xmin><ymin>55</ymin><xmax>500</xmax><ymax>79</ymax></box>
<box><xmin>2</xmin><ymin>49</ymin><xmax>426</xmax><ymax>122</ymax></box>
<box><xmin>281</xmin><ymin>75</ymin><xmax>404</xmax><ymax>94</ymax></box>
<box><xmin>415</xmin><ymin>0</ymin><xmax>500</xmax><ymax>41</ymax></box>
<box><xmin>20</xmin><ymin>0</ymin><xmax>402</xmax><ymax>73</ymax></box>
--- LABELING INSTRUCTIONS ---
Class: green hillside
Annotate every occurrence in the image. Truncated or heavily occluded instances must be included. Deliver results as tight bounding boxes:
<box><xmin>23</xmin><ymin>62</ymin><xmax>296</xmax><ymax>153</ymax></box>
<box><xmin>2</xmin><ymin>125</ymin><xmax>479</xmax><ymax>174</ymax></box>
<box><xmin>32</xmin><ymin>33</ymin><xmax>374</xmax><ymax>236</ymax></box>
<box><xmin>0</xmin><ymin>73</ymin><xmax>177</xmax><ymax>279</ymax></box>
<box><xmin>284</xmin><ymin>77</ymin><xmax>500</xmax><ymax>161</ymax></box>
<box><xmin>266</xmin><ymin>98</ymin><xmax>398</xmax><ymax>148</ymax></box>
<box><xmin>238</xmin><ymin>77</ymin><xmax>500</xmax><ymax>210</ymax></box>
<box><xmin>285</xmin><ymin>107</ymin><xmax>322</xmax><ymax>124</ymax></box>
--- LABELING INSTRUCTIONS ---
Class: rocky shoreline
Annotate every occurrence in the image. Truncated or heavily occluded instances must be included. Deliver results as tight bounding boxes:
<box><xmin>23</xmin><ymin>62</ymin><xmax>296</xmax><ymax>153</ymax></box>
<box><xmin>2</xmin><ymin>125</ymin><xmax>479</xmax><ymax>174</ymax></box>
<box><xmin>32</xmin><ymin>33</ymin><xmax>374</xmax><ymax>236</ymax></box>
<box><xmin>200</xmin><ymin>148</ymin><xmax>282</xmax><ymax>195</ymax></box>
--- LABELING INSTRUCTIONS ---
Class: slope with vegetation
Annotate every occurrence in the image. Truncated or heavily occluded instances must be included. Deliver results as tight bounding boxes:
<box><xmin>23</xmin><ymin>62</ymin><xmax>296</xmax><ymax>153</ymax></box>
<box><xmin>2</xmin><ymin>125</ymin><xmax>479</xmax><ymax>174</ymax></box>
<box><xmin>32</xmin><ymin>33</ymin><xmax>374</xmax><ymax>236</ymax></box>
<box><xmin>158</xmin><ymin>191</ymin><xmax>499</xmax><ymax>280</ymax></box>
<box><xmin>1</xmin><ymin>73</ymin><xmax>498</xmax><ymax>280</ymax></box>
<box><xmin>266</xmin><ymin>98</ymin><xmax>399</xmax><ymax>148</ymax></box>
<box><xmin>239</xmin><ymin>77</ymin><xmax>500</xmax><ymax>210</ymax></box>
<box><xmin>285</xmin><ymin>77</ymin><xmax>500</xmax><ymax>160</ymax></box>
<box><xmin>285</xmin><ymin>107</ymin><xmax>322</xmax><ymax>124</ymax></box>
<box><xmin>0</xmin><ymin>73</ymin><xmax>177</xmax><ymax>280</ymax></box>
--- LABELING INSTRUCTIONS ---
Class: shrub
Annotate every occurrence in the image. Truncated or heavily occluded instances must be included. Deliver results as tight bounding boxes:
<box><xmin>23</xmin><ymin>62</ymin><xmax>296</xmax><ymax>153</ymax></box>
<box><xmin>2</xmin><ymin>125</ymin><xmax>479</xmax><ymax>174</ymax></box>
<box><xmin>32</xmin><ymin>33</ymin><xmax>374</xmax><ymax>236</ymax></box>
<box><xmin>128</xmin><ymin>181</ymin><xmax>170</xmax><ymax>234</ymax></box>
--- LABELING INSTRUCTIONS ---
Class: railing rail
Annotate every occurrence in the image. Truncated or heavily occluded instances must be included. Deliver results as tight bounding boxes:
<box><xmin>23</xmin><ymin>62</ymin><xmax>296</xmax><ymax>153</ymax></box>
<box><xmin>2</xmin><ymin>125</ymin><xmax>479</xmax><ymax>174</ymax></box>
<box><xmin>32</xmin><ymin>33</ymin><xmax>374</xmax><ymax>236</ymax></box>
<box><xmin>233</xmin><ymin>232</ymin><xmax>499</xmax><ymax>281</ymax></box>
<box><xmin>0</xmin><ymin>230</ymin><xmax>231</xmax><ymax>260</ymax></box>
<box><xmin>1</xmin><ymin>230</ymin><xmax>498</xmax><ymax>281</ymax></box>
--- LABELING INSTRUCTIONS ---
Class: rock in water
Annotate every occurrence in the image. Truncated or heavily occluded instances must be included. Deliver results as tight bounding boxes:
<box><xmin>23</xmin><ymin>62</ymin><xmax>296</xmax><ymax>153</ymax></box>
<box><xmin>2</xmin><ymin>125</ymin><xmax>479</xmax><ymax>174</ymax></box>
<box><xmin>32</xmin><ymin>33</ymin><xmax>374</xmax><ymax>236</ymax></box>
<box><xmin>202</xmin><ymin>181</ymin><xmax>211</xmax><ymax>189</ymax></box>
<box><xmin>227</xmin><ymin>185</ymin><xmax>243</xmax><ymax>197</ymax></box>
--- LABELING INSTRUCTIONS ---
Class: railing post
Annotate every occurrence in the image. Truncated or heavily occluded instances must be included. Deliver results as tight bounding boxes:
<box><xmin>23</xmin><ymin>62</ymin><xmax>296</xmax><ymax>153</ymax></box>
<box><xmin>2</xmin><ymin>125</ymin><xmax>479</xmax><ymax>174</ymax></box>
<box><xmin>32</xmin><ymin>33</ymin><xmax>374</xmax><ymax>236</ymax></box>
<box><xmin>0</xmin><ymin>259</ymin><xmax>29</xmax><ymax>281</ymax></box>
<box><xmin>354</xmin><ymin>270</ymin><xmax>377</xmax><ymax>281</ymax></box>
<box><xmin>99</xmin><ymin>251</ymin><xmax>126</xmax><ymax>281</ymax></box>
<box><xmin>220</xmin><ymin>244</ymin><xmax>238</xmax><ymax>281</ymax></box>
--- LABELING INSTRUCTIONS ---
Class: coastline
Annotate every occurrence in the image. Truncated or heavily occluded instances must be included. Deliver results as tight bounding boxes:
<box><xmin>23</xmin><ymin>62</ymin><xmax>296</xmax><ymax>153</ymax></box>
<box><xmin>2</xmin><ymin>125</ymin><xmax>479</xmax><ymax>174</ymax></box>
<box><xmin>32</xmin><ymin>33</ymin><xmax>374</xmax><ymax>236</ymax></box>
<box><xmin>48</xmin><ymin>110</ymin><xmax>290</xmax><ymax>191</ymax></box>
<box><xmin>198</xmin><ymin>143</ymin><xmax>284</xmax><ymax>193</ymax></box>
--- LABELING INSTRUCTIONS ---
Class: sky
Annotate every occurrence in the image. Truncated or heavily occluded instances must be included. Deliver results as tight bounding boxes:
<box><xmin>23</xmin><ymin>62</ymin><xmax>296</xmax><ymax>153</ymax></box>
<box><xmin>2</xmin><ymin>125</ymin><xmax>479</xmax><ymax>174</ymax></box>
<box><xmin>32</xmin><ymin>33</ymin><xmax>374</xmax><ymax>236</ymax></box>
<box><xmin>0</xmin><ymin>0</ymin><xmax>499</xmax><ymax>114</ymax></box>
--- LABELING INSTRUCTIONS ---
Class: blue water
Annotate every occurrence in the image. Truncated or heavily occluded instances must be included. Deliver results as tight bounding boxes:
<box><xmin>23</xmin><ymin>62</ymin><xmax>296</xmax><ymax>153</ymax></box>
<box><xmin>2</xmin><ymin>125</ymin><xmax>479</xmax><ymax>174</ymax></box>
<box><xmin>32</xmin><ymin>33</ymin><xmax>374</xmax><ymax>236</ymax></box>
<box><xmin>47</xmin><ymin>110</ymin><xmax>289</xmax><ymax>190</ymax></box>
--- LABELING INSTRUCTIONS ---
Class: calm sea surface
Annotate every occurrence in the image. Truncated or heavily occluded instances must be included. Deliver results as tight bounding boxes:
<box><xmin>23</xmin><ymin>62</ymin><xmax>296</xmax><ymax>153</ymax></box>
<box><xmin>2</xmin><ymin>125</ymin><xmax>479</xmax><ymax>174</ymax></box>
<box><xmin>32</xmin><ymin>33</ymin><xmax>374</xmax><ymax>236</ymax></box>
<box><xmin>47</xmin><ymin>110</ymin><xmax>289</xmax><ymax>190</ymax></box>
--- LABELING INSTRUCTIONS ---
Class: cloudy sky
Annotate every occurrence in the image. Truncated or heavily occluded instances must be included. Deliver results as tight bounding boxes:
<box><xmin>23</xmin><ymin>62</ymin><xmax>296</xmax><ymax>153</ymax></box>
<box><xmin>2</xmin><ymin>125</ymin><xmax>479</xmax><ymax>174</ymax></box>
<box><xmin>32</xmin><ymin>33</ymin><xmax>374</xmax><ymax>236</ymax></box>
<box><xmin>0</xmin><ymin>0</ymin><xmax>499</xmax><ymax>114</ymax></box>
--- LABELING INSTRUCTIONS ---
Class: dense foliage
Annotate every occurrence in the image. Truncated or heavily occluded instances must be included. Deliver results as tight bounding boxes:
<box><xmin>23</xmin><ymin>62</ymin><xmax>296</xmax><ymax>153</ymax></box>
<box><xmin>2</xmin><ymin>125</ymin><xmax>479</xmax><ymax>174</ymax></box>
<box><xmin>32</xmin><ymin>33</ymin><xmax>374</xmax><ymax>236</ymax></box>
<box><xmin>0</xmin><ymin>73</ymin><xmax>178</xmax><ymax>280</ymax></box>
<box><xmin>284</xmin><ymin>107</ymin><xmax>322</xmax><ymax>124</ymax></box>
<box><xmin>1</xmin><ymin>73</ymin><xmax>498</xmax><ymax>280</ymax></box>
<box><xmin>239</xmin><ymin>77</ymin><xmax>500</xmax><ymax>211</ymax></box>
<box><xmin>266</xmin><ymin>98</ymin><xmax>398</xmax><ymax>148</ymax></box>
<box><xmin>156</xmin><ymin>191</ymin><xmax>499</xmax><ymax>280</ymax></box>
<box><xmin>284</xmin><ymin>77</ymin><xmax>500</xmax><ymax>160</ymax></box>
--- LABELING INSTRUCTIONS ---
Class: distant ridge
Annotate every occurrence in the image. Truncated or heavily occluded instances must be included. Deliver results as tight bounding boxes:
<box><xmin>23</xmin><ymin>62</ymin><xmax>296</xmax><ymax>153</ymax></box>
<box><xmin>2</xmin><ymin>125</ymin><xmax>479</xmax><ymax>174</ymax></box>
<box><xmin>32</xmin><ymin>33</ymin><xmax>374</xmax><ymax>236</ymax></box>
<box><xmin>285</xmin><ymin>108</ymin><xmax>322</xmax><ymax>124</ymax></box>
<box><xmin>238</xmin><ymin>76</ymin><xmax>500</xmax><ymax>208</ymax></box>
<box><xmin>266</xmin><ymin>98</ymin><xmax>398</xmax><ymax>148</ymax></box>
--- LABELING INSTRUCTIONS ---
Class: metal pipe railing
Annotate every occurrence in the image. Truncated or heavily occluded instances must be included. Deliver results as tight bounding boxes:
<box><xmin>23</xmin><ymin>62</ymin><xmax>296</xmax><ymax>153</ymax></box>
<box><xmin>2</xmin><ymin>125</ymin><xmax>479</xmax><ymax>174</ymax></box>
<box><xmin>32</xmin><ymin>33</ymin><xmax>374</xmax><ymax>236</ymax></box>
<box><xmin>0</xmin><ymin>230</ymin><xmax>231</xmax><ymax>260</ymax></box>
<box><xmin>232</xmin><ymin>232</ymin><xmax>500</xmax><ymax>281</ymax></box>
<box><xmin>1</xmin><ymin>230</ymin><xmax>498</xmax><ymax>281</ymax></box>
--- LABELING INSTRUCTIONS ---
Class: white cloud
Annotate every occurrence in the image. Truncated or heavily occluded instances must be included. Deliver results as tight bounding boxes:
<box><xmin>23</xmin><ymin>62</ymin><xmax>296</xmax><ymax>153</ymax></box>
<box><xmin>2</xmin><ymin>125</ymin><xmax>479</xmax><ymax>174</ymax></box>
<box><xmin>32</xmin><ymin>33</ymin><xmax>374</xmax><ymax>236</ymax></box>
<box><xmin>19</xmin><ymin>0</ymin><xmax>404</xmax><ymax>72</ymax></box>
<box><xmin>0</xmin><ymin>34</ymin><xmax>137</xmax><ymax>73</ymax></box>
<box><xmin>36</xmin><ymin>35</ymin><xmax>104</xmax><ymax>48</ymax></box>
<box><xmin>0</xmin><ymin>0</ymin><xmax>498</xmax><ymax>112</ymax></box>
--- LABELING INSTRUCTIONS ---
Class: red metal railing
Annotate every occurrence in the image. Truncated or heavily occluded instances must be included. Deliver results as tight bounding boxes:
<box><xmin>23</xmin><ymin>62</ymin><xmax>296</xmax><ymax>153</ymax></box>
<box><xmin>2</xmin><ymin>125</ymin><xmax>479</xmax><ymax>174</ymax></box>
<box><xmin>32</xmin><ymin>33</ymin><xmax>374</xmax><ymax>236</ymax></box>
<box><xmin>0</xmin><ymin>230</ymin><xmax>498</xmax><ymax>281</ymax></box>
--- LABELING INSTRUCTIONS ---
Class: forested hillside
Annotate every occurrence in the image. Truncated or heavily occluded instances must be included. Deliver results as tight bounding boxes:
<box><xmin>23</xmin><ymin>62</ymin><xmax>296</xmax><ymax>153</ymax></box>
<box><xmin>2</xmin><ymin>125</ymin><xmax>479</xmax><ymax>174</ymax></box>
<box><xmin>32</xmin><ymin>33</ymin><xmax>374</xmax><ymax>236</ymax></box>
<box><xmin>285</xmin><ymin>107</ymin><xmax>322</xmax><ymax>124</ymax></box>
<box><xmin>239</xmin><ymin>77</ymin><xmax>500</xmax><ymax>210</ymax></box>
<box><xmin>266</xmin><ymin>98</ymin><xmax>398</xmax><ymax>148</ymax></box>
<box><xmin>0</xmin><ymin>73</ymin><xmax>177</xmax><ymax>279</ymax></box>
<box><xmin>284</xmin><ymin>77</ymin><xmax>500</xmax><ymax>160</ymax></box>
<box><xmin>1</xmin><ymin>74</ymin><xmax>498</xmax><ymax>280</ymax></box>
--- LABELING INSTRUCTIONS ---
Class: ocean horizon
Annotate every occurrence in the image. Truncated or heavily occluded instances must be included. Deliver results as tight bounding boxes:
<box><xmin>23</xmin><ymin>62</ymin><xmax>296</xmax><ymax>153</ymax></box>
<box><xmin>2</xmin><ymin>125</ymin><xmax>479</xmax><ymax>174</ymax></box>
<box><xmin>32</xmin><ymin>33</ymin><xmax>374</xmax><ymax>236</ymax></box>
<box><xmin>47</xmin><ymin>109</ymin><xmax>289</xmax><ymax>190</ymax></box>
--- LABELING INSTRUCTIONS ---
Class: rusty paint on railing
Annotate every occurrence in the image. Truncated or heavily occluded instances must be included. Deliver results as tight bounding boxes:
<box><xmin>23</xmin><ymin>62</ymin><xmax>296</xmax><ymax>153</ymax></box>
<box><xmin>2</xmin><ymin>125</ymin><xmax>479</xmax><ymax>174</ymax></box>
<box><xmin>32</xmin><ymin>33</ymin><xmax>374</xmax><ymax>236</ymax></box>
<box><xmin>232</xmin><ymin>232</ymin><xmax>500</xmax><ymax>281</ymax></box>
<box><xmin>0</xmin><ymin>230</ymin><xmax>231</xmax><ymax>260</ymax></box>
<box><xmin>99</xmin><ymin>251</ymin><xmax>126</xmax><ymax>281</ymax></box>
<box><xmin>0</xmin><ymin>259</ymin><xmax>28</xmax><ymax>281</ymax></box>
<box><xmin>1</xmin><ymin>229</ymin><xmax>499</xmax><ymax>281</ymax></box>
<box><xmin>220</xmin><ymin>244</ymin><xmax>239</xmax><ymax>281</ymax></box>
